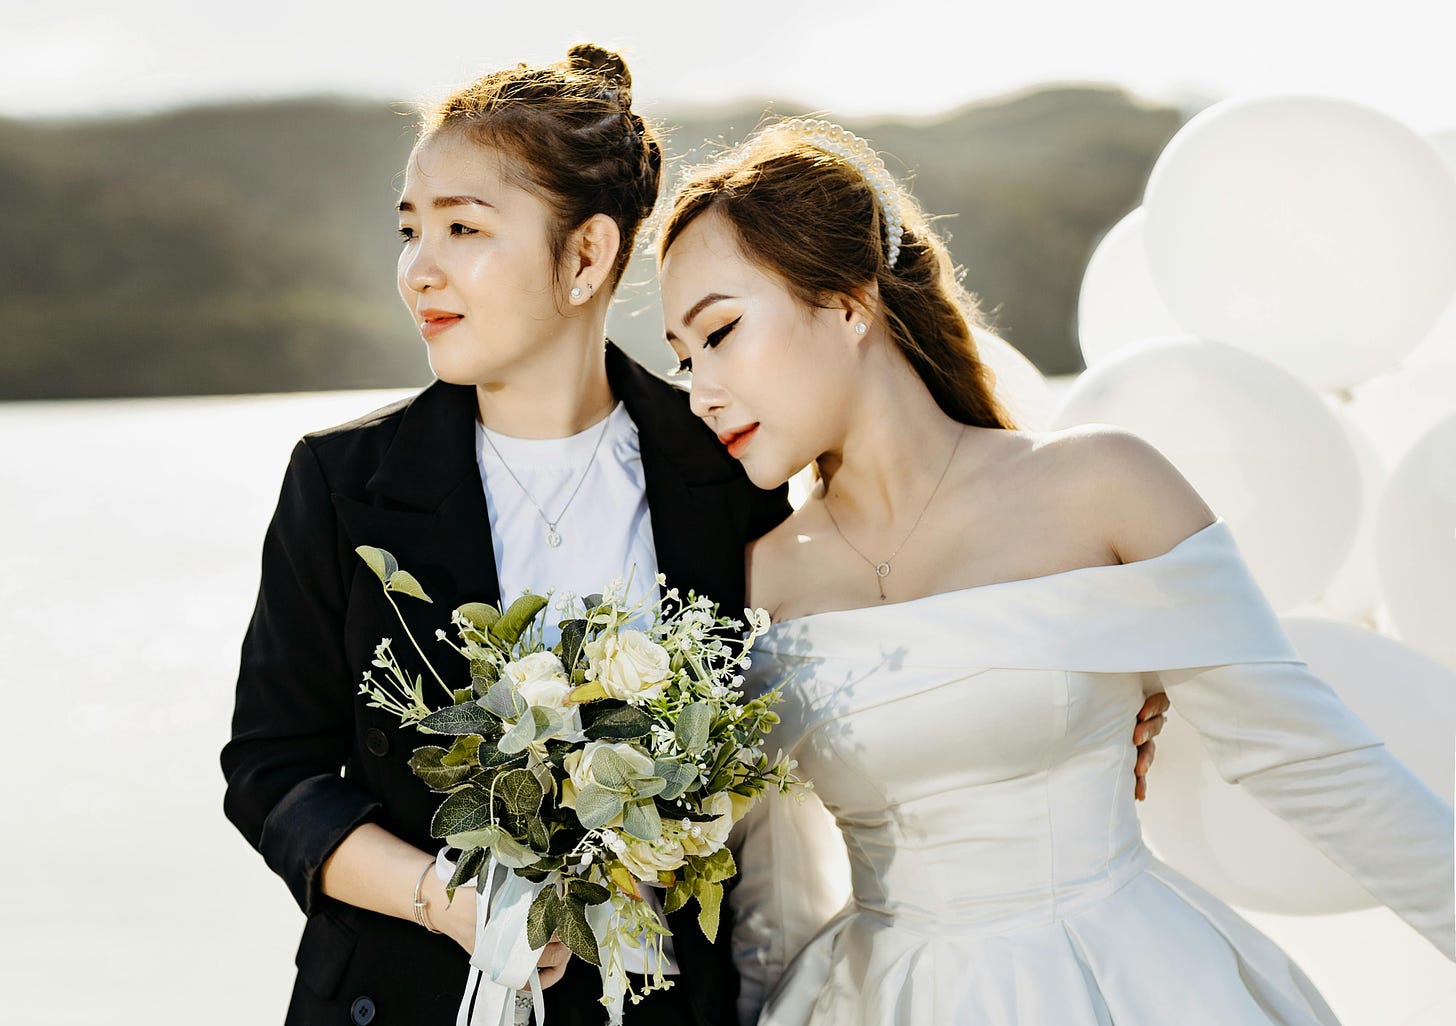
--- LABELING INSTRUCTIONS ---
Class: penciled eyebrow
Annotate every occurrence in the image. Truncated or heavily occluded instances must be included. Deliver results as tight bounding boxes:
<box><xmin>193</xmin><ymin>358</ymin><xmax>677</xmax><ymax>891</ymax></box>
<box><xmin>396</xmin><ymin>195</ymin><xmax>496</xmax><ymax>213</ymax></box>
<box><xmin>665</xmin><ymin>293</ymin><xmax>737</xmax><ymax>343</ymax></box>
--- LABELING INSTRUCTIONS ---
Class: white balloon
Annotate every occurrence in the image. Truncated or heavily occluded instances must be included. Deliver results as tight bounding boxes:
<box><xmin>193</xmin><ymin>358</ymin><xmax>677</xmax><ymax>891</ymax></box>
<box><xmin>1430</xmin><ymin>127</ymin><xmax>1456</xmax><ymax>175</ymax></box>
<box><xmin>1140</xmin><ymin>618</ymin><xmax>1456</xmax><ymax>915</ymax></box>
<box><xmin>1377</xmin><ymin>413</ymin><xmax>1456</xmax><ymax>672</ymax></box>
<box><xmin>1143</xmin><ymin>96</ymin><xmax>1456</xmax><ymax>392</ymax></box>
<box><xmin>1407</xmin><ymin>130</ymin><xmax>1456</xmax><ymax>368</ymax></box>
<box><xmin>1052</xmin><ymin>338</ymin><xmax>1360</xmax><ymax>610</ymax></box>
<box><xmin>975</xmin><ymin>329</ymin><xmax>1052</xmax><ymax>430</ymax></box>
<box><xmin>1405</xmin><ymin>294</ymin><xmax>1456</xmax><ymax>369</ymax></box>
<box><xmin>1305</xmin><ymin>413</ymin><xmax>1387</xmax><ymax>624</ymax></box>
<box><xmin>1343</xmin><ymin>362</ymin><xmax>1456</xmax><ymax>468</ymax></box>
<box><xmin>1077</xmin><ymin>208</ymin><xmax>1187</xmax><ymax>367</ymax></box>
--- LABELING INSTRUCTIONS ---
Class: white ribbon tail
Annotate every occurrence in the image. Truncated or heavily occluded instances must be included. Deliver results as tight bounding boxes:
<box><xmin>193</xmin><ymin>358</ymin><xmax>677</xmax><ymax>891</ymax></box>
<box><xmin>437</xmin><ymin>849</ymin><xmax>549</xmax><ymax>1026</ymax></box>
<box><xmin>584</xmin><ymin>898</ymin><xmax>627</xmax><ymax>1026</ymax></box>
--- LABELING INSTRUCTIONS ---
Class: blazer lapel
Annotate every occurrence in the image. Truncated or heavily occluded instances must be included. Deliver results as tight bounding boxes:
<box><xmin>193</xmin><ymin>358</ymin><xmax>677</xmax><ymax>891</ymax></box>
<box><xmin>332</xmin><ymin>382</ymin><xmax>502</xmax><ymax>689</ymax></box>
<box><xmin>608</xmin><ymin>344</ymin><xmax>750</xmax><ymax>616</ymax></box>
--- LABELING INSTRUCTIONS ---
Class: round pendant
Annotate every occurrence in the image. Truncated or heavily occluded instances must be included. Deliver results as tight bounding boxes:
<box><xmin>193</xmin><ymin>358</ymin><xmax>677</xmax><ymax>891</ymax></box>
<box><xmin>874</xmin><ymin>561</ymin><xmax>891</xmax><ymax>578</ymax></box>
<box><xmin>546</xmin><ymin>527</ymin><xmax>563</xmax><ymax>548</ymax></box>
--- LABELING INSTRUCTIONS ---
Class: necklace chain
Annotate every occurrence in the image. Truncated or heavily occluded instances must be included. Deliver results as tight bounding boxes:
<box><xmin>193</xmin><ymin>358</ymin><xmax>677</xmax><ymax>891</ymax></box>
<box><xmin>480</xmin><ymin>407</ymin><xmax>615</xmax><ymax>548</ymax></box>
<box><xmin>822</xmin><ymin>426</ymin><xmax>965</xmax><ymax>600</ymax></box>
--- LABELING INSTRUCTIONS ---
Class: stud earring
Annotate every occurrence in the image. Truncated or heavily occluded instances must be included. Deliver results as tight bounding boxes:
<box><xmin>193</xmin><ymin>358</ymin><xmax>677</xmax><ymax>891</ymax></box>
<box><xmin>570</xmin><ymin>287</ymin><xmax>583</xmax><ymax>300</ymax></box>
<box><xmin>854</xmin><ymin>322</ymin><xmax>868</xmax><ymax>335</ymax></box>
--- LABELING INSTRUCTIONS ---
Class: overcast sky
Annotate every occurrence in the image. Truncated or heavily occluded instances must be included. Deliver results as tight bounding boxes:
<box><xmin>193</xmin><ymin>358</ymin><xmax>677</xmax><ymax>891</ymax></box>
<box><xmin>3</xmin><ymin>0</ymin><xmax>1454</xmax><ymax>129</ymax></box>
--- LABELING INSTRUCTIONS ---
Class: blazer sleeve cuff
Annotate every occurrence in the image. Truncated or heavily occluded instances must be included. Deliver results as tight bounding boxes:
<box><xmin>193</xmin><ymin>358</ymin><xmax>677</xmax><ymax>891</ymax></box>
<box><xmin>258</xmin><ymin>772</ymin><xmax>383</xmax><ymax>915</ymax></box>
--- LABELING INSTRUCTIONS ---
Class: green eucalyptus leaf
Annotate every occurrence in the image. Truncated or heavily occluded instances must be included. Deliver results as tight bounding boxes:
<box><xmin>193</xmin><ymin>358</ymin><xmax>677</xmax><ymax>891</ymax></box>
<box><xmin>654</xmin><ymin>760</ymin><xmax>698</xmax><ymax>801</ymax></box>
<box><xmin>566</xmin><ymin>878</ymin><xmax>611</xmax><ymax>906</ymax></box>
<box><xmin>527</xmin><ymin>815</ymin><xmax>551</xmax><ymax>852</ymax></box>
<box><xmin>497</xmin><ymin>715</ymin><xmax>537</xmax><ymax>756</ymax></box>
<box><xmin>527</xmin><ymin>883</ymin><xmax>560</xmax><ymax>950</ymax></box>
<box><xmin>484</xmin><ymin>680</ymin><xmax>526</xmax><ymax>721</ymax></box>
<box><xmin>582</xmin><ymin>593</ymin><xmax>604</xmax><ymax>612</ymax></box>
<box><xmin>431</xmin><ymin>785</ymin><xmax>493</xmax><ymax>838</ymax></box>
<box><xmin>488</xmin><ymin>830</ymin><xmax>540</xmax><ymax>870</ymax></box>
<box><xmin>574</xmin><ymin>783</ymin><xmax>625</xmax><ymax>830</ymax></box>
<box><xmin>622</xmin><ymin>799</ymin><xmax>662</xmax><ymax>842</ymax></box>
<box><xmin>675</xmin><ymin>703</ymin><xmax>712</xmax><ymax>755</ymax></box>
<box><xmin>408</xmin><ymin>746</ymin><xmax>473</xmax><ymax>791</ymax></box>
<box><xmin>630</xmin><ymin>775</ymin><xmax>667</xmax><ymax>800</ymax></box>
<box><xmin>386</xmin><ymin>570</ymin><xmax>433</xmax><ymax>603</ymax></box>
<box><xmin>556</xmin><ymin>896</ymin><xmax>601</xmax><ymax>966</ymax></box>
<box><xmin>458</xmin><ymin>602</ymin><xmax>502</xmax><ymax>632</ymax></box>
<box><xmin>529</xmin><ymin>705</ymin><xmax>562</xmax><ymax>742</ymax></box>
<box><xmin>492</xmin><ymin>593</ymin><xmax>550</xmax><ymax>646</ymax></box>
<box><xmin>419</xmin><ymin>703</ymin><xmax>498</xmax><ymax>736</ymax></box>
<box><xmin>446</xmin><ymin>847</ymin><xmax>485</xmax><ymax>898</ymax></box>
<box><xmin>447</xmin><ymin>827</ymin><xmax>499</xmax><ymax>850</ymax></box>
<box><xmin>695</xmin><ymin>878</ymin><xmax>724</xmax><ymax>942</ymax></box>
<box><xmin>583</xmin><ymin>703</ymin><xmax>652</xmax><ymax>741</ymax></box>
<box><xmin>452</xmin><ymin>687</ymin><xmax>474</xmax><ymax>704</ymax></box>
<box><xmin>440</xmin><ymin>734</ymin><xmax>483</xmax><ymax>767</ymax></box>
<box><xmin>496</xmin><ymin>767</ymin><xmax>546</xmax><ymax>819</ymax></box>
<box><xmin>589</xmin><ymin>748</ymin><xmax>633</xmax><ymax>791</ymax></box>
<box><xmin>356</xmin><ymin>545</ymin><xmax>396</xmax><ymax>584</ymax></box>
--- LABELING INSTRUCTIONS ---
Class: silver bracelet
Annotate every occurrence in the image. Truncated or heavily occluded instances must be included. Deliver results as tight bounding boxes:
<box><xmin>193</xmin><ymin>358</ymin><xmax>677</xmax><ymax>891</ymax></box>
<box><xmin>413</xmin><ymin>859</ymin><xmax>441</xmax><ymax>934</ymax></box>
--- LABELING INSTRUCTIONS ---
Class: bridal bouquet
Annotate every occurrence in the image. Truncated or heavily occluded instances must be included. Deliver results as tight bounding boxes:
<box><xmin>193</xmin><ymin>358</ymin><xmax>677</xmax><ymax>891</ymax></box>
<box><xmin>355</xmin><ymin>546</ymin><xmax>798</xmax><ymax>1025</ymax></box>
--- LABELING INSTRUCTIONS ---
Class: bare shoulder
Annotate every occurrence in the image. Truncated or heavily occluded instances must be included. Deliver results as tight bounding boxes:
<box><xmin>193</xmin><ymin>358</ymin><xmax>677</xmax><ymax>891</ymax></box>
<box><xmin>745</xmin><ymin>504</ymin><xmax>809</xmax><ymax>613</ymax></box>
<box><xmin>1028</xmin><ymin>424</ymin><xmax>1216</xmax><ymax>563</ymax></box>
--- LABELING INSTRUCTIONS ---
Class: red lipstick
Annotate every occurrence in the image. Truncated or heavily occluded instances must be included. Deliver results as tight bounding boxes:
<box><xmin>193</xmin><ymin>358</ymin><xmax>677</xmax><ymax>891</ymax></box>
<box><xmin>717</xmin><ymin>423</ymin><xmax>759</xmax><ymax>459</ymax></box>
<box><xmin>418</xmin><ymin>308</ymin><xmax>463</xmax><ymax>340</ymax></box>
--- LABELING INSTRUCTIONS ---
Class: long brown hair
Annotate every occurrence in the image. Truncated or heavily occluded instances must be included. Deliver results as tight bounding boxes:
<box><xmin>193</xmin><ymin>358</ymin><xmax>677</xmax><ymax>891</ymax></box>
<box><xmin>420</xmin><ymin>44</ymin><xmax>662</xmax><ymax>290</ymax></box>
<box><xmin>659</xmin><ymin>121</ymin><xmax>1016</xmax><ymax>429</ymax></box>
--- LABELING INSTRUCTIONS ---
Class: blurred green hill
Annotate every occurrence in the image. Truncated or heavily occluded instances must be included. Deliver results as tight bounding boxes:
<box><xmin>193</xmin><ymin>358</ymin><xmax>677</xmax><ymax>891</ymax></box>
<box><xmin>0</xmin><ymin>87</ymin><xmax>1181</xmax><ymax>399</ymax></box>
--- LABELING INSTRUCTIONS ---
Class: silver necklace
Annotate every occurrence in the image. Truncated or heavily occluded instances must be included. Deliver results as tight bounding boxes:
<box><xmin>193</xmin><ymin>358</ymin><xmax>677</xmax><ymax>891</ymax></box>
<box><xmin>822</xmin><ymin>426</ymin><xmax>965</xmax><ymax>600</ymax></box>
<box><xmin>480</xmin><ymin>408</ymin><xmax>614</xmax><ymax>548</ymax></box>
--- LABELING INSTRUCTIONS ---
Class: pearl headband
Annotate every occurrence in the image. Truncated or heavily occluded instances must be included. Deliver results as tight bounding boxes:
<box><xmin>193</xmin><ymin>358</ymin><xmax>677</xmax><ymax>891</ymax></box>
<box><xmin>766</xmin><ymin>117</ymin><xmax>905</xmax><ymax>268</ymax></box>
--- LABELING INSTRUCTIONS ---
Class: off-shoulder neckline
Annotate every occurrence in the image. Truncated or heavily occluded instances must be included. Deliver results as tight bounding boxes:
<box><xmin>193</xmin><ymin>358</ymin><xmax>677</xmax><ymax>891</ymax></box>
<box><xmin>762</xmin><ymin>517</ymin><xmax>1227</xmax><ymax>631</ymax></box>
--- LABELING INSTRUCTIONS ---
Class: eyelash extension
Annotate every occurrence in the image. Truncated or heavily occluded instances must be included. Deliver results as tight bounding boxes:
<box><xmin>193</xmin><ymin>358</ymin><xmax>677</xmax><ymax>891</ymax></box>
<box><xmin>706</xmin><ymin>316</ymin><xmax>741</xmax><ymax>348</ymax></box>
<box><xmin>397</xmin><ymin>227</ymin><xmax>415</xmax><ymax>243</ymax></box>
<box><xmin>675</xmin><ymin>315</ymin><xmax>744</xmax><ymax>375</ymax></box>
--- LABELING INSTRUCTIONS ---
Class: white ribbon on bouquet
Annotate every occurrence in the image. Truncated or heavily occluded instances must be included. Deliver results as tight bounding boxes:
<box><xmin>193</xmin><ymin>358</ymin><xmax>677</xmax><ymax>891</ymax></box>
<box><xmin>436</xmin><ymin>849</ymin><xmax>547</xmax><ymax>1026</ymax></box>
<box><xmin>435</xmin><ymin>848</ymin><xmax>636</xmax><ymax>1026</ymax></box>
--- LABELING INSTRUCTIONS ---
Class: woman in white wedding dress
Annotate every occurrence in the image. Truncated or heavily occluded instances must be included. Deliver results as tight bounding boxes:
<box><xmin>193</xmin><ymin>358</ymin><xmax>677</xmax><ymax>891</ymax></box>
<box><xmin>654</xmin><ymin>119</ymin><xmax>1455</xmax><ymax>1025</ymax></box>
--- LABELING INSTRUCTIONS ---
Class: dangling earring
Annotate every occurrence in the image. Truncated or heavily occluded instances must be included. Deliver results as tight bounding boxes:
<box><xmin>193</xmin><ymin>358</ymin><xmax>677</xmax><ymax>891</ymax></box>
<box><xmin>854</xmin><ymin>322</ymin><xmax>868</xmax><ymax>336</ymax></box>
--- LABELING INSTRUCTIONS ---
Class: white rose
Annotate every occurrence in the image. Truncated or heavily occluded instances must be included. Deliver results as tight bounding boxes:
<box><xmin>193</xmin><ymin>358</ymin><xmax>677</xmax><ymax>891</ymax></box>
<box><xmin>502</xmin><ymin>651</ymin><xmax>582</xmax><ymax>735</ymax></box>
<box><xmin>728</xmin><ymin>791</ymin><xmax>756</xmax><ymax>824</ymax></box>
<box><xmin>680</xmin><ymin>792</ymin><xmax>736</xmax><ymax>856</ymax></box>
<box><xmin>560</xmin><ymin>740</ymin><xmax>656</xmax><ymax>812</ymax></box>
<box><xmin>584</xmin><ymin>630</ymin><xmax>673</xmax><ymax>702</ymax></box>
<box><xmin>617</xmin><ymin>832</ymin><xmax>686</xmax><ymax>883</ymax></box>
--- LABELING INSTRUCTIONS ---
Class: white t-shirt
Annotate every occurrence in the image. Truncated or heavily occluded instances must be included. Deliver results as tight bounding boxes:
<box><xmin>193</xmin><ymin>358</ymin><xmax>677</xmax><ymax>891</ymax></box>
<box><xmin>475</xmin><ymin>400</ymin><xmax>678</xmax><ymax>975</ymax></box>
<box><xmin>476</xmin><ymin>402</ymin><xmax>662</xmax><ymax>639</ymax></box>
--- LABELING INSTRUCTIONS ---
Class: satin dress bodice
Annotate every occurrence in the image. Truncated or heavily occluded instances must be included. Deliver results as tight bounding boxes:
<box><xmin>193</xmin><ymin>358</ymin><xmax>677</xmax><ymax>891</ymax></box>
<box><xmin>729</xmin><ymin>521</ymin><xmax>1454</xmax><ymax>1026</ymax></box>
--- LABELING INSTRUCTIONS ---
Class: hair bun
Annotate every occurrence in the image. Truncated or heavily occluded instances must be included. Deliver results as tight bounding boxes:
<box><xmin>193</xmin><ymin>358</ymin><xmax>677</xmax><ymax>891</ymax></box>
<box><xmin>567</xmin><ymin>43</ymin><xmax>632</xmax><ymax>91</ymax></box>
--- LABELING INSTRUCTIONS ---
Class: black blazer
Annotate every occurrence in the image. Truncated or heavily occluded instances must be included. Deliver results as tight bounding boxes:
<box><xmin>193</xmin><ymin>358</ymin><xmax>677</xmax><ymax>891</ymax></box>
<box><xmin>222</xmin><ymin>344</ymin><xmax>791</xmax><ymax>1026</ymax></box>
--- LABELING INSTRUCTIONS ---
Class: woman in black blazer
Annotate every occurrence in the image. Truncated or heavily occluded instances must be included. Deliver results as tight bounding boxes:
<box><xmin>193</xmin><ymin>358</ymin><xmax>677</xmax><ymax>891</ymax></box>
<box><xmin>222</xmin><ymin>45</ymin><xmax>789</xmax><ymax>1026</ymax></box>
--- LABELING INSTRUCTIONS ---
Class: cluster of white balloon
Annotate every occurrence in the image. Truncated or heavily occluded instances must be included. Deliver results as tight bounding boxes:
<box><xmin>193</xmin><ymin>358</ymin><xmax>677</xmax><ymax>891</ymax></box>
<box><xmin>1002</xmin><ymin>95</ymin><xmax>1456</xmax><ymax>914</ymax></box>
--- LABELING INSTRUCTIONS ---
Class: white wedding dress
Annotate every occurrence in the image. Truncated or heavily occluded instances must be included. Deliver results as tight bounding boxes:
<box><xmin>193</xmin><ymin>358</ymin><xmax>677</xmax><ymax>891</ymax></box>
<box><xmin>731</xmin><ymin>520</ymin><xmax>1454</xmax><ymax>1025</ymax></box>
